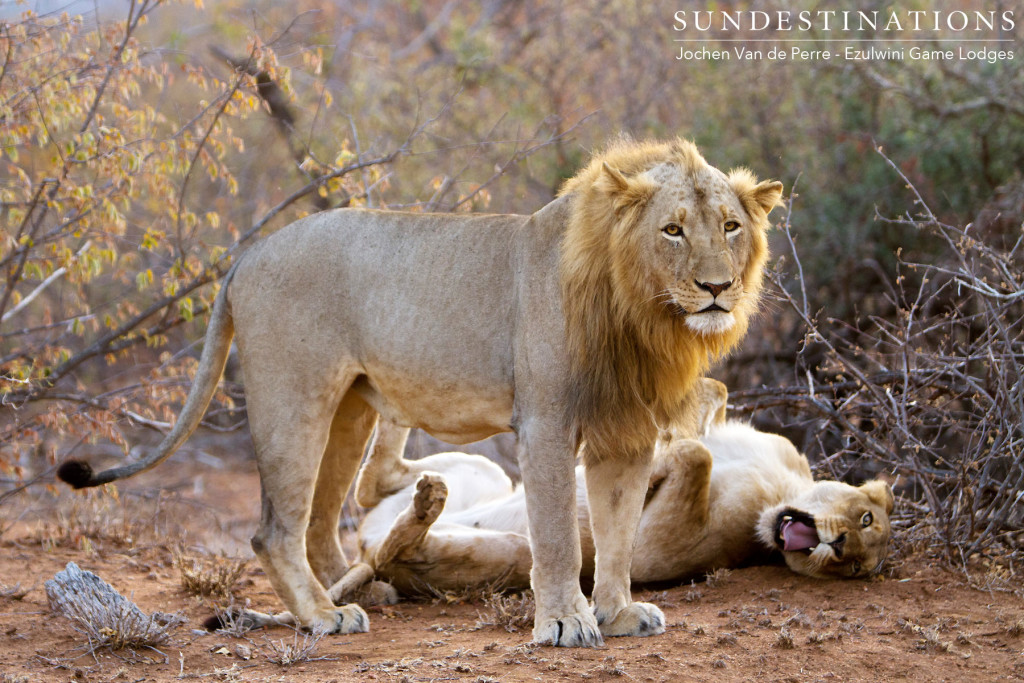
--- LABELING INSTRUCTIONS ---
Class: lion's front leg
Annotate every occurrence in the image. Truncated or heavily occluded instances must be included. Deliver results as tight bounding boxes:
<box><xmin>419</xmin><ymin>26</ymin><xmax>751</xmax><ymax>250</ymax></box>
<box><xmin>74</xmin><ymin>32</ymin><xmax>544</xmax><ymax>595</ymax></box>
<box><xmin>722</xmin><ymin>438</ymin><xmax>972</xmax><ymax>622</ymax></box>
<box><xmin>518</xmin><ymin>421</ymin><xmax>602</xmax><ymax>647</ymax></box>
<box><xmin>584</xmin><ymin>450</ymin><xmax>666</xmax><ymax>638</ymax></box>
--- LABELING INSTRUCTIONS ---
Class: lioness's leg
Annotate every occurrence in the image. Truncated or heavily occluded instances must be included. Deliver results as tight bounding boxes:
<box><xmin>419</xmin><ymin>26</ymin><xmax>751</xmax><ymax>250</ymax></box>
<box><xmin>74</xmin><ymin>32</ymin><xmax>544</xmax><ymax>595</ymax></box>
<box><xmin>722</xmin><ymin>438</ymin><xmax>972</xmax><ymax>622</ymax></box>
<box><xmin>372</xmin><ymin>472</ymin><xmax>449</xmax><ymax>568</ymax></box>
<box><xmin>307</xmin><ymin>391</ymin><xmax>378</xmax><ymax>588</ymax></box>
<box><xmin>631</xmin><ymin>440</ymin><xmax>713</xmax><ymax>582</ymax></box>
<box><xmin>247</xmin><ymin>381</ymin><xmax>368</xmax><ymax>635</ymax></box>
<box><xmin>354</xmin><ymin>421</ymin><xmax>416</xmax><ymax>507</ymax></box>
<box><xmin>360</xmin><ymin>471</ymin><xmax>531</xmax><ymax>594</ymax></box>
<box><xmin>377</xmin><ymin>528</ymin><xmax>533</xmax><ymax>594</ymax></box>
<box><xmin>584</xmin><ymin>450</ymin><xmax>666</xmax><ymax>638</ymax></box>
<box><xmin>517</xmin><ymin>420</ymin><xmax>601</xmax><ymax>647</ymax></box>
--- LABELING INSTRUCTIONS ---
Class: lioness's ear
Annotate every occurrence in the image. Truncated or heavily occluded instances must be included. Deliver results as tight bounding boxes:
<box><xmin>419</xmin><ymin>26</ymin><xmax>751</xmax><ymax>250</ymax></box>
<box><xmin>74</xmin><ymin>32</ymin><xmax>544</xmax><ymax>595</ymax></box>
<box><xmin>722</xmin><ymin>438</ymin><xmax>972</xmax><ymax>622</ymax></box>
<box><xmin>599</xmin><ymin>162</ymin><xmax>657</xmax><ymax>215</ymax></box>
<box><xmin>860</xmin><ymin>479</ymin><xmax>895</xmax><ymax>515</ymax></box>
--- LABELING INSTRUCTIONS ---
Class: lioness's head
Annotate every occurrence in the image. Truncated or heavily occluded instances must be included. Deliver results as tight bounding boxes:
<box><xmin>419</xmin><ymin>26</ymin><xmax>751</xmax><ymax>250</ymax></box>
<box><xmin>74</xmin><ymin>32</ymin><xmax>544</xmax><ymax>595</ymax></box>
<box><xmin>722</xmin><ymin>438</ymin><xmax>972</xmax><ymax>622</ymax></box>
<box><xmin>559</xmin><ymin>139</ymin><xmax>783</xmax><ymax>454</ymax></box>
<box><xmin>757</xmin><ymin>480</ymin><xmax>895</xmax><ymax>579</ymax></box>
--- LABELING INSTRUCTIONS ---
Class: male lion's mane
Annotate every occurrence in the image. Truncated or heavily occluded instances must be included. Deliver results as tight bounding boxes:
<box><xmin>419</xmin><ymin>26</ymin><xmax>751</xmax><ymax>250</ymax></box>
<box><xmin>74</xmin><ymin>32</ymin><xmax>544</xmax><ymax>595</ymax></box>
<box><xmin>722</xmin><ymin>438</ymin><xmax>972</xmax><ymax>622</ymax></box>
<box><xmin>558</xmin><ymin>138</ymin><xmax>777</xmax><ymax>460</ymax></box>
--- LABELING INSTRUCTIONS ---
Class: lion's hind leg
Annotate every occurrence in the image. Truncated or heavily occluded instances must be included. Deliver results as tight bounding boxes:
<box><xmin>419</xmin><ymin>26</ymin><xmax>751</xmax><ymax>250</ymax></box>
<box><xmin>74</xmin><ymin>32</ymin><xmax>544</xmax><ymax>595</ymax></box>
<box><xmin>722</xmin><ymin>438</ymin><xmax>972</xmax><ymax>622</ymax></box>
<box><xmin>307</xmin><ymin>391</ymin><xmax>378</xmax><ymax>589</ymax></box>
<box><xmin>246</xmin><ymin>380</ymin><xmax>368</xmax><ymax>635</ymax></box>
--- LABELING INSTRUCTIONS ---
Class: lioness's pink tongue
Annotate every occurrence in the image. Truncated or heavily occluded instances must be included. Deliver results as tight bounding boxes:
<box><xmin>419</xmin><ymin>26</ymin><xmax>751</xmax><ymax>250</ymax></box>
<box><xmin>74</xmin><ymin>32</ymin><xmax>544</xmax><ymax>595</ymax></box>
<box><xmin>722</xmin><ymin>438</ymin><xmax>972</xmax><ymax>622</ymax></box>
<box><xmin>781</xmin><ymin>520</ymin><xmax>819</xmax><ymax>551</ymax></box>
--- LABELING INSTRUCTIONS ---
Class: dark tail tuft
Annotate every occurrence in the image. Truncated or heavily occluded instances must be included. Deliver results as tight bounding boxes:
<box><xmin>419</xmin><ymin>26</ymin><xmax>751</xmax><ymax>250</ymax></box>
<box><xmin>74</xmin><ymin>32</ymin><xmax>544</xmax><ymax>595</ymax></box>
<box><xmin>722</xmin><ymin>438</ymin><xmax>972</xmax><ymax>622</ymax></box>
<box><xmin>202</xmin><ymin>614</ymin><xmax>226</xmax><ymax>631</ymax></box>
<box><xmin>57</xmin><ymin>459</ymin><xmax>95</xmax><ymax>489</ymax></box>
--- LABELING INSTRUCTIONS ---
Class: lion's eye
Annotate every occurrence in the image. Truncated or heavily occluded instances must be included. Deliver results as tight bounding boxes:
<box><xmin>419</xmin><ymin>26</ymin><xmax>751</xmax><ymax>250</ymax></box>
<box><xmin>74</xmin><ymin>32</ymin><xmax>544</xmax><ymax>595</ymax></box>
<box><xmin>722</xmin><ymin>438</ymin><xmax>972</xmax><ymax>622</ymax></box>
<box><xmin>724</xmin><ymin>220</ymin><xmax>741</xmax><ymax>233</ymax></box>
<box><xmin>663</xmin><ymin>223</ymin><xmax>682</xmax><ymax>237</ymax></box>
<box><xmin>860</xmin><ymin>511</ymin><xmax>873</xmax><ymax>527</ymax></box>
<box><xmin>852</xmin><ymin>561</ymin><xmax>862</xmax><ymax>575</ymax></box>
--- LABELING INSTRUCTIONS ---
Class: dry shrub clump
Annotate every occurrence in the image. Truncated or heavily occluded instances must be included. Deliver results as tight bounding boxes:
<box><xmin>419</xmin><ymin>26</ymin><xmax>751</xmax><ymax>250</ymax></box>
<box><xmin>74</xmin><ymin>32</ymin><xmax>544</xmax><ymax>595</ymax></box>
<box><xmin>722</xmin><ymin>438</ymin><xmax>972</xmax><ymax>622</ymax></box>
<box><xmin>475</xmin><ymin>591</ymin><xmax>535</xmax><ymax>633</ymax></box>
<box><xmin>45</xmin><ymin>562</ymin><xmax>184</xmax><ymax>652</ymax></box>
<box><xmin>173</xmin><ymin>548</ymin><xmax>248</xmax><ymax>598</ymax></box>
<box><xmin>262</xmin><ymin>627</ymin><xmax>334</xmax><ymax>666</ymax></box>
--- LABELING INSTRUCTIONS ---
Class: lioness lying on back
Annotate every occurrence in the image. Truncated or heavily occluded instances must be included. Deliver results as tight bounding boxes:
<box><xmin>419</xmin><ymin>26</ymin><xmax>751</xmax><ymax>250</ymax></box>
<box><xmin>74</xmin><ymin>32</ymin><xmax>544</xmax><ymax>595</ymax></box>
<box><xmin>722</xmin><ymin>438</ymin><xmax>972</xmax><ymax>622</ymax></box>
<box><xmin>353</xmin><ymin>379</ymin><xmax>894</xmax><ymax>593</ymax></box>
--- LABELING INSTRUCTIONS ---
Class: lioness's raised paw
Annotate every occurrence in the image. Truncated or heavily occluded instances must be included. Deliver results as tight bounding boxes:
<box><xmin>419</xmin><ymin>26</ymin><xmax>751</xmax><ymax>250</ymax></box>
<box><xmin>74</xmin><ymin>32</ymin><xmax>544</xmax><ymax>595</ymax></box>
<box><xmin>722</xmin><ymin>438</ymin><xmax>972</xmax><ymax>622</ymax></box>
<box><xmin>597</xmin><ymin>601</ymin><xmax>665</xmax><ymax>638</ymax></box>
<box><xmin>532</xmin><ymin>611</ymin><xmax>604</xmax><ymax>648</ymax></box>
<box><xmin>310</xmin><ymin>603</ymin><xmax>369</xmax><ymax>634</ymax></box>
<box><xmin>413</xmin><ymin>473</ymin><xmax>447</xmax><ymax>522</ymax></box>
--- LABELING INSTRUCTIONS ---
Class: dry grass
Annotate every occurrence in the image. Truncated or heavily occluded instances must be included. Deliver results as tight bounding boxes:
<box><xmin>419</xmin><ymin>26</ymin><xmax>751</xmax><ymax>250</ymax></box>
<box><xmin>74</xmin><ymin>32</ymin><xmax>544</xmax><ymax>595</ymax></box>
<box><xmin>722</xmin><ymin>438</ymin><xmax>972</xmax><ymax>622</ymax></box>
<box><xmin>0</xmin><ymin>582</ymin><xmax>30</xmax><ymax>600</ymax></box>
<box><xmin>774</xmin><ymin>627</ymin><xmax>795</xmax><ymax>649</ymax></box>
<box><xmin>173</xmin><ymin>548</ymin><xmax>248</xmax><ymax>598</ymax></box>
<box><xmin>262</xmin><ymin>627</ymin><xmax>334</xmax><ymax>666</ymax></box>
<box><xmin>704</xmin><ymin>568</ymin><xmax>732</xmax><ymax>588</ymax></box>
<box><xmin>474</xmin><ymin>591</ymin><xmax>535</xmax><ymax>633</ymax></box>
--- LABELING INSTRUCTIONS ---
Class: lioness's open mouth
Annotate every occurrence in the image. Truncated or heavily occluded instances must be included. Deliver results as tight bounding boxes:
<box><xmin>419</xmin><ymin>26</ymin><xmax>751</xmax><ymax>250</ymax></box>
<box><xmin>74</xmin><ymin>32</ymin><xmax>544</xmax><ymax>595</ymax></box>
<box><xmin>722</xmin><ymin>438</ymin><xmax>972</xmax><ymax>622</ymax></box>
<box><xmin>775</xmin><ymin>508</ymin><xmax>819</xmax><ymax>555</ymax></box>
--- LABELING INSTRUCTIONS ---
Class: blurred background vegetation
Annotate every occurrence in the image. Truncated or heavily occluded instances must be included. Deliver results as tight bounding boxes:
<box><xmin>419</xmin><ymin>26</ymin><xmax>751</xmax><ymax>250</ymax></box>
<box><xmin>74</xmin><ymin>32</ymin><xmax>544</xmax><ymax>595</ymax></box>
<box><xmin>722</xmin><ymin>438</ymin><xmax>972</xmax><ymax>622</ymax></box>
<box><xmin>2</xmin><ymin>0</ymin><xmax>1022</xmax><ymax>578</ymax></box>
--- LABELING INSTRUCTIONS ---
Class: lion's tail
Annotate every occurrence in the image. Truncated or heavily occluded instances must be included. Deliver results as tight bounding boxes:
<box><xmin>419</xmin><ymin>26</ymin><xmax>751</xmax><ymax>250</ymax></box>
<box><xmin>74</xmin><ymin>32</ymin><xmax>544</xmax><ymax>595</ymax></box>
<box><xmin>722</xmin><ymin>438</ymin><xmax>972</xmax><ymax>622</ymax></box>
<box><xmin>57</xmin><ymin>267</ymin><xmax>237</xmax><ymax>489</ymax></box>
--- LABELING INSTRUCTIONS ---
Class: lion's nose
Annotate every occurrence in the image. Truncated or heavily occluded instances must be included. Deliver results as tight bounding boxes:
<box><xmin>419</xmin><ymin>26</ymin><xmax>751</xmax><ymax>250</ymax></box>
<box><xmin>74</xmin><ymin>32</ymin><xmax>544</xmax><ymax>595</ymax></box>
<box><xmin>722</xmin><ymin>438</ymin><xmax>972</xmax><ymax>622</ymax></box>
<box><xmin>696</xmin><ymin>280</ymin><xmax>733</xmax><ymax>298</ymax></box>
<box><xmin>829</xmin><ymin>532</ymin><xmax>847</xmax><ymax>558</ymax></box>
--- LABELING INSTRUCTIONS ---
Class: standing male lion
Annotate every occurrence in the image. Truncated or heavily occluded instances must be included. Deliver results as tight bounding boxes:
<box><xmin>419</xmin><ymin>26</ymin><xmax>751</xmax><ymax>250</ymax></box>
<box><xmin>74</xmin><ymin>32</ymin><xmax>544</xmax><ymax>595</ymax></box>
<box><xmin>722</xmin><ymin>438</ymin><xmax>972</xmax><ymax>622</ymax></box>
<box><xmin>59</xmin><ymin>139</ymin><xmax>782</xmax><ymax>647</ymax></box>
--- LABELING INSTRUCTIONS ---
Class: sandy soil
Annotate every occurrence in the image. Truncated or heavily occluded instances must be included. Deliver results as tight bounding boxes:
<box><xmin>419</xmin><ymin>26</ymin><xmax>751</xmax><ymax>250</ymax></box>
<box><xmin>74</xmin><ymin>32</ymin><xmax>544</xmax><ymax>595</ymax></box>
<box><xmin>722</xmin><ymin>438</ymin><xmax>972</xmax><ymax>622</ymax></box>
<box><xmin>1</xmin><ymin>440</ymin><xmax>1022</xmax><ymax>682</ymax></box>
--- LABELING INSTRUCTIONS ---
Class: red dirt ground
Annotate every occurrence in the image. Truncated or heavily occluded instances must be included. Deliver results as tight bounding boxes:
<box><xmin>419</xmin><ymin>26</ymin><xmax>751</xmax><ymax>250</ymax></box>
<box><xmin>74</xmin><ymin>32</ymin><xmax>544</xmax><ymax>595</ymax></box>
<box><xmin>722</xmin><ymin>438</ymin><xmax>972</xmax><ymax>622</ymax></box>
<box><xmin>1</xmin><ymin>438</ymin><xmax>1022</xmax><ymax>682</ymax></box>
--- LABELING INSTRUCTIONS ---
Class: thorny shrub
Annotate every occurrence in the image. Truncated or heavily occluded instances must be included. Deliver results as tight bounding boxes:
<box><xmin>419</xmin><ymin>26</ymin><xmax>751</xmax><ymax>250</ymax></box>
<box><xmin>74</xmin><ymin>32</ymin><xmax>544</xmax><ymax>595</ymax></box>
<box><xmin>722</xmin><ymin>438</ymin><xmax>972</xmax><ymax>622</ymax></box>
<box><xmin>0</xmin><ymin>2</ymin><xmax>567</xmax><ymax>491</ymax></box>
<box><xmin>734</xmin><ymin>148</ymin><xmax>1023</xmax><ymax>576</ymax></box>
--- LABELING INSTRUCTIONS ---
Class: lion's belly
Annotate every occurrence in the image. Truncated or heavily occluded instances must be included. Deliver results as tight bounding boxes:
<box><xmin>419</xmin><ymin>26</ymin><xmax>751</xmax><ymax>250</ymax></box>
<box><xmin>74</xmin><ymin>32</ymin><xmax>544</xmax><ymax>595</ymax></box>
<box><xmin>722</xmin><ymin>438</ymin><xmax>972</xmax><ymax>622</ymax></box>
<box><xmin>351</xmin><ymin>369</ymin><xmax>514</xmax><ymax>444</ymax></box>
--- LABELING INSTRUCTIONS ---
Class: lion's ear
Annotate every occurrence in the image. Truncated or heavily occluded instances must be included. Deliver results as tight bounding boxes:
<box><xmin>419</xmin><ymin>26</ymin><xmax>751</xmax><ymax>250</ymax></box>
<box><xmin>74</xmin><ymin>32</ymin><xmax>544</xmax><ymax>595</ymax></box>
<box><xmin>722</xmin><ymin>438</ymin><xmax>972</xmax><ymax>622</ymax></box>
<box><xmin>729</xmin><ymin>169</ymin><xmax>784</xmax><ymax>219</ymax></box>
<box><xmin>599</xmin><ymin>162</ymin><xmax>657</xmax><ymax>215</ymax></box>
<box><xmin>860</xmin><ymin>479</ymin><xmax>895</xmax><ymax>515</ymax></box>
<box><xmin>751</xmin><ymin>180</ymin><xmax>784</xmax><ymax>216</ymax></box>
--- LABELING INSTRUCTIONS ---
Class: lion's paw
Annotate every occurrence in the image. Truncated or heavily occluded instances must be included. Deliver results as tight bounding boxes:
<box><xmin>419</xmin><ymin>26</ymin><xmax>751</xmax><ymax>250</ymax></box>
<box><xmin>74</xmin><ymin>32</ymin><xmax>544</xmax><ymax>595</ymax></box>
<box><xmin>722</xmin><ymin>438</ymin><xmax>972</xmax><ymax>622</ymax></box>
<box><xmin>597</xmin><ymin>601</ymin><xmax>665</xmax><ymax>638</ymax></box>
<box><xmin>532</xmin><ymin>610</ymin><xmax>604</xmax><ymax>648</ymax></box>
<box><xmin>413</xmin><ymin>473</ymin><xmax>448</xmax><ymax>523</ymax></box>
<box><xmin>310</xmin><ymin>604</ymin><xmax>369</xmax><ymax>634</ymax></box>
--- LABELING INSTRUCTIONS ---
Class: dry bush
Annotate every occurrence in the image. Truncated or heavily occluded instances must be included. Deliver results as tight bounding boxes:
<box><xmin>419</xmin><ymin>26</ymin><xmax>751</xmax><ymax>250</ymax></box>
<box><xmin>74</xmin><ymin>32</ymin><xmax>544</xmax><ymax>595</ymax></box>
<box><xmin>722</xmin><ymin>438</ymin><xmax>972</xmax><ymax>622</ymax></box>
<box><xmin>733</xmin><ymin>148</ymin><xmax>1024</xmax><ymax>574</ymax></box>
<box><xmin>0</xmin><ymin>2</ymin><xmax>573</xmax><ymax>490</ymax></box>
<box><xmin>45</xmin><ymin>562</ymin><xmax>184</xmax><ymax>652</ymax></box>
<box><xmin>774</xmin><ymin>628</ymin><xmax>795</xmax><ymax>649</ymax></box>
<box><xmin>475</xmin><ymin>591</ymin><xmax>535</xmax><ymax>633</ymax></box>
<box><xmin>704</xmin><ymin>568</ymin><xmax>732</xmax><ymax>588</ymax></box>
<box><xmin>0</xmin><ymin>582</ymin><xmax>30</xmax><ymax>600</ymax></box>
<box><xmin>262</xmin><ymin>628</ymin><xmax>333</xmax><ymax>666</ymax></box>
<box><xmin>172</xmin><ymin>548</ymin><xmax>248</xmax><ymax>598</ymax></box>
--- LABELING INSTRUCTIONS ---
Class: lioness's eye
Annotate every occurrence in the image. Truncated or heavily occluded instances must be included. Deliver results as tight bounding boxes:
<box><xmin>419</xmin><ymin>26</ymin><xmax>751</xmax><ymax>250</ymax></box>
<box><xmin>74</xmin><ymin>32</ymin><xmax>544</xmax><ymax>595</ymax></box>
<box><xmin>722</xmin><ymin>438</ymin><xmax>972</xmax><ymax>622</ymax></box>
<box><xmin>852</xmin><ymin>561</ymin><xmax>862</xmax><ymax>575</ymax></box>
<box><xmin>860</xmin><ymin>511</ymin><xmax>873</xmax><ymax>527</ymax></box>
<box><xmin>724</xmin><ymin>220</ymin><xmax>741</xmax><ymax>233</ymax></box>
<box><xmin>663</xmin><ymin>224</ymin><xmax>682</xmax><ymax>237</ymax></box>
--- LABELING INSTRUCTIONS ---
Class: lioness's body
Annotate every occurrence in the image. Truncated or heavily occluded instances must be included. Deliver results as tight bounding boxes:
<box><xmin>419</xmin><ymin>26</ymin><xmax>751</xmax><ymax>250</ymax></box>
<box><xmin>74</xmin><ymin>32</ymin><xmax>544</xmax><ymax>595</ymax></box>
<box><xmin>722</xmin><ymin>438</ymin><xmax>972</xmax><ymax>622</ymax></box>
<box><xmin>356</xmin><ymin>384</ymin><xmax>893</xmax><ymax>593</ymax></box>
<box><xmin>60</xmin><ymin>140</ymin><xmax>782</xmax><ymax>646</ymax></box>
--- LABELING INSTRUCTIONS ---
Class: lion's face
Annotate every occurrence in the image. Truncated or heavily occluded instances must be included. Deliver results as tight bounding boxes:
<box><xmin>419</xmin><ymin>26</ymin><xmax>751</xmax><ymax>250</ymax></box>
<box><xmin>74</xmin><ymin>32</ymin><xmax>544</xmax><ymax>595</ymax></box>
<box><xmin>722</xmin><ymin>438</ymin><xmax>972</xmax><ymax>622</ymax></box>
<box><xmin>758</xmin><ymin>480</ymin><xmax>894</xmax><ymax>579</ymax></box>
<box><xmin>559</xmin><ymin>139</ymin><xmax>783</xmax><ymax>454</ymax></box>
<box><xmin>638</xmin><ymin>163</ymin><xmax>766</xmax><ymax>337</ymax></box>
<box><xmin>595</xmin><ymin>154</ymin><xmax>782</xmax><ymax>344</ymax></box>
